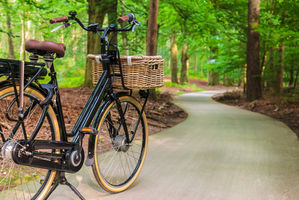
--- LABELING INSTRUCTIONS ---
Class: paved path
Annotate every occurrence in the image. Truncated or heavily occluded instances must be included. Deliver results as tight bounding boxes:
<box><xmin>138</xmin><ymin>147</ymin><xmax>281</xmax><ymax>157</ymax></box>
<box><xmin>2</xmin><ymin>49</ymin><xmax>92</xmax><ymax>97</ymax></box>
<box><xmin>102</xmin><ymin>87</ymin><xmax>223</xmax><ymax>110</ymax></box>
<box><xmin>50</xmin><ymin>91</ymin><xmax>299</xmax><ymax>200</ymax></box>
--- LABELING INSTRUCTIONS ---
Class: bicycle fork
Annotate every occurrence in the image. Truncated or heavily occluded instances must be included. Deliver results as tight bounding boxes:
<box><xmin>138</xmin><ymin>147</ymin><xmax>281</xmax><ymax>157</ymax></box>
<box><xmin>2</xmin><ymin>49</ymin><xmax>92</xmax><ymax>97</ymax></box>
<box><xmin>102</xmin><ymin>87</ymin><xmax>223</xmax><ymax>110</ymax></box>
<box><xmin>113</xmin><ymin>90</ymin><xmax>149</xmax><ymax>144</ymax></box>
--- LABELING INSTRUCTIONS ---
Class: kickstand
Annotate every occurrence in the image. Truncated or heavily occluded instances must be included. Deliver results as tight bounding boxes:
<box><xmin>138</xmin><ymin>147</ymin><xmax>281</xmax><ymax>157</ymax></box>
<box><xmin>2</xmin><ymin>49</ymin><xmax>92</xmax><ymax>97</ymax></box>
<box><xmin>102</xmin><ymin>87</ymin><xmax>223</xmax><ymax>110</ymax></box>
<box><xmin>44</xmin><ymin>171</ymin><xmax>85</xmax><ymax>200</ymax></box>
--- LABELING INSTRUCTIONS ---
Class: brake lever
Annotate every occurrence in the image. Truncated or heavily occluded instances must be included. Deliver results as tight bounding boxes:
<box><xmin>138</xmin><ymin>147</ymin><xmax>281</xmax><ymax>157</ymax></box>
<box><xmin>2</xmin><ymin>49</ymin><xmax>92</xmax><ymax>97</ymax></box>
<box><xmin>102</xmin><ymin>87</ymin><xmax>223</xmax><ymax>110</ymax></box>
<box><xmin>132</xmin><ymin>24</ymin><xmax>136</xmax><ymax>32</ymax></box>
<box><xmin>132</xmin><ymin>21</ymin><xmax>140</xmax><ymax>32</ymax></box>
<box><xmin>51</xmin><ymin>24</ymin><xmax>65</xmax><ymax>32</ymax></box>
<box><xmin>50</xmin><ymin>22</ymin><xmax>76</xmax><ymax>32</ymax></box>
<box><xmin>135</xmin><ymin>20</ymin><xmax>141</xmax><ymax>26</ymax></box>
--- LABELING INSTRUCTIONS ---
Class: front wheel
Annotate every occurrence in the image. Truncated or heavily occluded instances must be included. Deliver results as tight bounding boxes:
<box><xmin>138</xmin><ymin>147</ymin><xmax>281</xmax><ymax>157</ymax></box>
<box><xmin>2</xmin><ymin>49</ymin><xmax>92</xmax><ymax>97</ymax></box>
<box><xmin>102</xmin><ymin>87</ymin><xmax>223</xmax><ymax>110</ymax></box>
<box><xmin>92</xmin><ymin>95</ymin><xmax>148</xmax><ymax>193</ymax></box>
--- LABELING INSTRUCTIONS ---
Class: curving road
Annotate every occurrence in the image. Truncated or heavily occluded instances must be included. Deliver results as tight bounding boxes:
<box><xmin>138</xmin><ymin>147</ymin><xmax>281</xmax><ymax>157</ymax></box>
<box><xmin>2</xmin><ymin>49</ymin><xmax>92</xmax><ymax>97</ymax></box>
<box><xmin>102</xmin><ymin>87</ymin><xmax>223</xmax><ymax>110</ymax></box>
<box><xmin>50</xmin><ymin>91</ymin><xmax>299</xmax><ymax>200</ymax></box>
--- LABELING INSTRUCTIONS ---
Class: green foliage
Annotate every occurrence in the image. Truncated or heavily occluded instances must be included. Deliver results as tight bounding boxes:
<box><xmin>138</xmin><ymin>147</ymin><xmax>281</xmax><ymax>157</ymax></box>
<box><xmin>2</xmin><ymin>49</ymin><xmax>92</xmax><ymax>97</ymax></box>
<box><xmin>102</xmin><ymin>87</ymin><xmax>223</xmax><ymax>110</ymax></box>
<box><xmin>0</xmin><ymin>0</ymin><xmax>298</xmax><ymax>90</ymax></box>
<box><xmin>0</xmin><ymin>0</ymin><xmax>87</xmax><ymax>87</ymax></box>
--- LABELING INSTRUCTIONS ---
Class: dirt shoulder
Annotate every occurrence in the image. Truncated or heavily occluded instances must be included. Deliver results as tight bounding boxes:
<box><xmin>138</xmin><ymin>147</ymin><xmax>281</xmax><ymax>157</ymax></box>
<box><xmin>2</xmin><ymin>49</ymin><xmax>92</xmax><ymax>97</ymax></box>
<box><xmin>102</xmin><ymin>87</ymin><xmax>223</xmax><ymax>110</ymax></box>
<box><xmin>213</xmin><ymin>91</ymin><xmax>299</xmax><ymax>138</ymax></box>
<box><xmin>161</xmin><ymin>76</ymin><xmax>237</xmax><ymax>96</ymax></box>
<box><xmin>59</xmin><ymin>87</ymin><xmax>188</xmax><ymax>135</ymax></box>
<box><xmin>59</xmin><ymin>78</ymin><xmax>235</xmax><ymax>135</ymax></box>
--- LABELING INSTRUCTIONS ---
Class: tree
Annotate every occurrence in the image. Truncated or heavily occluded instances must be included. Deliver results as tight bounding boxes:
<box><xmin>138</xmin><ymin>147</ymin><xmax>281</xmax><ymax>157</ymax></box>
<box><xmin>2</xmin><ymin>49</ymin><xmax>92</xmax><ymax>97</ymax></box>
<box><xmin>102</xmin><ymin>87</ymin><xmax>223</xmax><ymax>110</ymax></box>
<box><xmin>170</xmin><ymin>33</ymin><xmax>178</xmax><ymax>83</ymax></box>
<box><xmin>2</xmin><ymin>0</ymin><xmax>15</xmax><ymax>59</ymax></box>
<box><xmin>180</xmin><ymin>43</ymin><xmax>188</xmax><ymax>83</ymax></box>
<box><xmin>276</xmin><ymin>40</ymin><xmax>284</xmax><ymax>94</ymax></box>
<box><xmin>120</xmin><ymin>3</ymin><xmax>129</xmax><ymax>56</ymax></box>
<box><xmin>146</xmin><ymin>0</ymin><xmax>159</xmax><ymax>97</ymax></box>
<box><xmin>0</xmin><ymin>0</ymin><xmax>298</xmax><ymax>90</ymax></box>
<box><xmin>146</xmin><ymin>0</ymin><xmax>159</xmax><ymax>56</ymax></box>
<box><xmin>84</xmin><ymin>0</ymin><xmax>117</xmax><ymax>88</ymax></box>
<box><xmin>246</xmin><ymin>0</ymin><xmax>262</xmax><ymax>101</ymax></box>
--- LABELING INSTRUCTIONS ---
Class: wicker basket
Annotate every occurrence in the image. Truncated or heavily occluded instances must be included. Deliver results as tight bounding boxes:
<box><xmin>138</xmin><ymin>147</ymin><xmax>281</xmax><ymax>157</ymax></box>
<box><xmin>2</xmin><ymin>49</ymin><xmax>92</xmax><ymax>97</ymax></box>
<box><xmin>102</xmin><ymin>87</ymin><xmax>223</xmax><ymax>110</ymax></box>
<box><xmin>89</xmin><ymin>55</ymin><xmax>164</xmax><ymax>90</ymax></box>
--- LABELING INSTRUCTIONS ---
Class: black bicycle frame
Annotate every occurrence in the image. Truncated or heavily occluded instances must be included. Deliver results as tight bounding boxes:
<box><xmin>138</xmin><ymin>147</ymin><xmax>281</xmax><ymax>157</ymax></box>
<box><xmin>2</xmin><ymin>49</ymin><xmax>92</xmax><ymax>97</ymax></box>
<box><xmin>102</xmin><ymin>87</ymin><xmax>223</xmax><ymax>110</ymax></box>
<box><xmin>1</xmin><ymin>14</ymin><xmax>147</xmax><ymax>174</ymax></box>
<box><xmin>49</xmin><ymin>25</ymin><xmax>132</xmax><ymax>145</ymax></box>
<box><xmin>70</xmin><ymin>69</ymin><xmax>110</xmax><ymax>143</ymax></box>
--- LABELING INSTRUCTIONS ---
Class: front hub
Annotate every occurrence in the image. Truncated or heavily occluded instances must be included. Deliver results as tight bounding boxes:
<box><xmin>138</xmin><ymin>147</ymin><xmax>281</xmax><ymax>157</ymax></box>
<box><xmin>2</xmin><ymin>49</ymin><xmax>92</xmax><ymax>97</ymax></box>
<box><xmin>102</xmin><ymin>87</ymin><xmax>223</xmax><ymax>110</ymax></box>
<box><xmin>113</xmin><ymin>135</ymin><xmax>129</xmax><ymax>152</ymax></box>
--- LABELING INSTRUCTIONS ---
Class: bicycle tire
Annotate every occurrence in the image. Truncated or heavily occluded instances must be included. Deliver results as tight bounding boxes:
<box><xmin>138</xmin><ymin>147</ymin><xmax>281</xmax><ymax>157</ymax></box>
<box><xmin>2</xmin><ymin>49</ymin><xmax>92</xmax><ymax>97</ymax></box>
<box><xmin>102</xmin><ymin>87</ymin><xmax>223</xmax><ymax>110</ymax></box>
<box><xmin>0</xmin><ymin>84</ymin><xmax>60</xmax><ymax>200</ymax></box>
<box><xmin>92</xmin><ymin>95</ymin><xmax>148</xmax><ymax>193</ymax></box>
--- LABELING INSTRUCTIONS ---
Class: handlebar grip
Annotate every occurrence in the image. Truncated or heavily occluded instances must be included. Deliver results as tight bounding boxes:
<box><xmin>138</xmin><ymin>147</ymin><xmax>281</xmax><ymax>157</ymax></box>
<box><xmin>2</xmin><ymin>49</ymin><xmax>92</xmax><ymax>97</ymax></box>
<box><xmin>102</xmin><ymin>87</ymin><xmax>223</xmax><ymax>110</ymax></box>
<box><xmin>87</xmin><ymin>54</ymin><xmax>96</xmax><ymax>59</ymax></box>
<box><xmin>50</xmin><ymin>16</ymin><xmax>69</xmax><ymax>24</ymax></box>
<box><xmin>117</xmin><ymin>13</ymin><xmax>135</xmax><ymax>23</ymax></box>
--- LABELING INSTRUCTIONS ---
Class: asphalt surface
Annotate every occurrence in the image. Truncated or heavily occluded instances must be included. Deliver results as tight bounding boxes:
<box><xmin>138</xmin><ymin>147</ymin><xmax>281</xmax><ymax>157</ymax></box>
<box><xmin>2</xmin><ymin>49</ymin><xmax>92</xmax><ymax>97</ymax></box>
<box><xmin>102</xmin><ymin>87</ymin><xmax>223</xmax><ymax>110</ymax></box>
<box><xmin>49</xmin><ymin>91</ymin><xmax>299</xmax><ymax>200</ymax></box>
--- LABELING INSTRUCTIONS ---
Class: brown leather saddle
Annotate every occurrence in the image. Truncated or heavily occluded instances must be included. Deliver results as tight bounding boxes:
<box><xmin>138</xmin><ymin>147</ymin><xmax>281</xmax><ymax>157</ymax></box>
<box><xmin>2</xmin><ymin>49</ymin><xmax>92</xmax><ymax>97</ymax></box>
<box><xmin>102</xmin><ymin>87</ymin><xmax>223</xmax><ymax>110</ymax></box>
<box><xmin>25</xmin><ymin>40</ymin><xmax>66</xmax><ymax>58</ymax></box>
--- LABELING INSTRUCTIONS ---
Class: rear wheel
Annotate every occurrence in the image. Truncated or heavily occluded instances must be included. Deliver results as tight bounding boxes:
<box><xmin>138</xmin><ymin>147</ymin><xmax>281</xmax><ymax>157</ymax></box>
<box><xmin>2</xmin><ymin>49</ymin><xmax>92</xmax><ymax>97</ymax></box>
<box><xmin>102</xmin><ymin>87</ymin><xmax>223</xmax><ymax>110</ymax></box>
<box><xmin>0</xmin><ymin>85</ymin><xmax>60</xmax><ymax>200</ymax></box>
<box><xmin>92</xmin><ymin>96</ymin><xmax>148</xmax><ymax>193</ymax></box>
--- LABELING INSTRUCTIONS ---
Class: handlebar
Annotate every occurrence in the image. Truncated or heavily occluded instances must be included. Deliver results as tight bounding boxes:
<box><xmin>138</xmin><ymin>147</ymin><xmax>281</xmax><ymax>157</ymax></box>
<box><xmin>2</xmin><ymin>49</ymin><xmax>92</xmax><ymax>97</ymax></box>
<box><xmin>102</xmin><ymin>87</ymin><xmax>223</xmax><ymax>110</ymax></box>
<box><xmin>49</xmin><ymin>11</ymin><xmax>140</xmax><ymax>58</ymax></box>
<box><xmin>50</xmin><ymin>11</ymin><xmax>140</xmax><ymax>32</ymax></box>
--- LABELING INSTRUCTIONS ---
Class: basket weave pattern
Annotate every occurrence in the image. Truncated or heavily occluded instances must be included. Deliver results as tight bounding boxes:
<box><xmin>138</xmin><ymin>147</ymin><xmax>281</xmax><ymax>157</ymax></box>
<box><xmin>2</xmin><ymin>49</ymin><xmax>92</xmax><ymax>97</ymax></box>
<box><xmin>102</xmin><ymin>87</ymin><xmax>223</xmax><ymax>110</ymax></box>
<box><xmin>91</xmin><ymin>55</ymin><xmax>164</xmax><ymax>90</ymax></box>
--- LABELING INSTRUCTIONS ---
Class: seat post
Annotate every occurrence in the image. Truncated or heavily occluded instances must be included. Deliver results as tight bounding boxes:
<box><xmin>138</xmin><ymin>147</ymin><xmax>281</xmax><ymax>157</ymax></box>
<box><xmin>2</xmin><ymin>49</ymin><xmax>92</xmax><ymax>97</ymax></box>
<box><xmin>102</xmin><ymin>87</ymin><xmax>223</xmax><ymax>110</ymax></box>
<box><xmin>43</xmin><ymin>54</ymin><xmax>57</xmax><ymax>84</ymax></box>
<box><xmin>43</xmin><ymin>54</ymin><xmax>55</xmax><ymax>69</ymax></box>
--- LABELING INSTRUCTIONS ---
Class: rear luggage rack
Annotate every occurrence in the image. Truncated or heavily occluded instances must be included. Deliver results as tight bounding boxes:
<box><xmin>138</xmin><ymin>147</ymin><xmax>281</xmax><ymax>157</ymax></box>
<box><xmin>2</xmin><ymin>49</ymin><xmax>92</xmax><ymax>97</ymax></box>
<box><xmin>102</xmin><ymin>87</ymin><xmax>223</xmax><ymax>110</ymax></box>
<box><xmin>0</xmin><ymin>58</ymin><xmax>47</xmax><ymax>79</ymax></box>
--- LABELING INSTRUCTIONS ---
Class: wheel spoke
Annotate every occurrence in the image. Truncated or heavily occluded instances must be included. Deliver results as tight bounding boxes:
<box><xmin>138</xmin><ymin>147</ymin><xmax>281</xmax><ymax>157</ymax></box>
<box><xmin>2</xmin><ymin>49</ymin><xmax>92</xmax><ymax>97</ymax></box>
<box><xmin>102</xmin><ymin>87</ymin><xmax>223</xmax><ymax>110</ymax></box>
<box><xmin>0</xmin><ymin>87</ymin><xmax>59</xmax><ymax>200</ymax></box>
<box><xmin>93</xmin><ymin>97</ymin><xmax>147</xmax><ymax>192</ymax></box>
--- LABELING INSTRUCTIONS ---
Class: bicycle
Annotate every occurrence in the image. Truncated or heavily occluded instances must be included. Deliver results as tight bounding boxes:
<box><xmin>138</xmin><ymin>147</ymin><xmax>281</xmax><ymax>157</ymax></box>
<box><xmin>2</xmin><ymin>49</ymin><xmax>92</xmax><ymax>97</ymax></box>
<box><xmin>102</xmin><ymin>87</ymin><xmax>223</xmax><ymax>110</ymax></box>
<box><xmin>0</xmin><ymin>11</ymin><xmax>158</xmax><ymax>200</ymax></box>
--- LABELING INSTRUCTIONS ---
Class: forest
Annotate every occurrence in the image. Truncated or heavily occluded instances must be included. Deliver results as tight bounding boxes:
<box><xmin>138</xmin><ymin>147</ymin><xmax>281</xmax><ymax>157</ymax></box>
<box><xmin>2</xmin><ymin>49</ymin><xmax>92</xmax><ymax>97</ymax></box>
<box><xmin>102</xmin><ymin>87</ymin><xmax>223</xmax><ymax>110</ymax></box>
<box><xmin>0</xmin><ymin>0</ymin><xmax>298</xmax><ymax>101</ymax></box>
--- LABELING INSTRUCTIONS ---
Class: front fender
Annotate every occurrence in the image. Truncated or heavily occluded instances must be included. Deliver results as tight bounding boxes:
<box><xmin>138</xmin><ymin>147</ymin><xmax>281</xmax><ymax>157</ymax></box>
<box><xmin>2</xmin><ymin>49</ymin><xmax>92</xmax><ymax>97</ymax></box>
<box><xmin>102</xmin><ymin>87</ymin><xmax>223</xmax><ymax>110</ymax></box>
<box><xmin>86</xmin><ymin>98</ymin><xmax>113</xmax><ymax>166</ymax></box>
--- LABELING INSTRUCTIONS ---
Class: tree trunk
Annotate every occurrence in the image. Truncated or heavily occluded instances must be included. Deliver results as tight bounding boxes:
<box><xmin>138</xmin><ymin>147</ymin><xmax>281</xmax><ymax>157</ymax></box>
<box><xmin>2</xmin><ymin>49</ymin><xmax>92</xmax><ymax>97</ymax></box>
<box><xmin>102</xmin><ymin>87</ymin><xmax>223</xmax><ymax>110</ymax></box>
<box><xmin>121</xmin><ymin>32</ymin><xmax>129</xmax><ymax>56</ymax></box>
<box><xmin>260</xmin><ymin>41</ymin><xmax>267</xmax><ymax>88</ymax></box>
<box><xmin>5</xmin><ymin>8</ymin><xmax>15</xmax><ymax>59</ymax></box>
<box><xmin>243</xmin><ymin>64</ymin><xmax>246</xmax><ymax>93</ymax></box>
<box><xmin>200</xmin><ymin>58</ymin><xmax>203</xmax><ymax>75</ymax></box>
<box><xmin>275</xmin><ymin>11</ymin><xmax>286</xmax><ymax>94</ymax></box>
<box><xmin>120</xmin><ymin>5</ymin><xmax>129</xmax><ymax>56</ymax></box>
<box><xmin>260</xmin><ymin>41</ymin><xmax>266</xmax><ymax>70</ymax></box>
<box><xmin>120</xmin><ymin>22</ymin><xmax>128</xmax><ymax>56</ymax></box>
<box><xmin>289</xmin><ymin>65</ymin><xmax>294</xmax><ymax>87</ymax></box>
<box><xmin>246</xmin><ymin>0</ymin><xmax>262</xmax><ymax>101</ymax></box>
<box><xmin>180</xmin><ymin>43</ymin><xmax>189</xmax><ymax>83</ymax></box>
<box><xmin>2</xmin><ymin>0</ymin><xmax>15</xmax><ymax>59</ymax></box>
<box><xmin>223</xmin><ymin>73</ymin><xmax>233</xmax><ymax>86</ymax></box>
<box><xmin>72</xmin><ymin>27</ymin><xmax>79</xmax><ymax>63</ymax></box>
<box><xmin>268</xmin><ymin>46</ymin><xmax>275</xmax><ymax>91</ymax></box>
<box><xmin>238</xmin><ymin>67</ymin><xmax>242</xmax><ymax>86</ymax></box>
<box><xmin>61</xmin><ymin>30</ymin><xmax>65</xmax><ymax>44</ymax></box>
<box><xmin>170</xmin><ymin>34</ymin><xmax>178</xmax><ymax>83</ymax></box>
<box><xmin>193</xmin><ymin>56</ymin><xmax>197</xmax><ymax>75</ymax></box>
<box><xmin>26</xmin><ymin>21</ymin><xmax>31</xmax><ymax>42</ymax></box>
<box><xmin>20</xmin><ymin>14</ymin><xmax>26</xmax><ymax>60</ymax></box>
<box><xmin>275</xmin><ymin>42</ymin><xmax>284</xmax><ymax>94</ymax></box>
<box><xmin>223</xmin><ymin>73</ymin><xmax>229</xmax><ymax>86</ymax></box>
<box><xmin>84</xmin><ymin>0</ymin><xmax>117</xmax><ymax>88</ymax></box>
<box><xmin>107</xmin><ymin>0</ymin><xmax>118</xmax><ymax>45</ymax></box>
<box><xmin>146</xmin><ymin>0</ymin><xmax>159</xmax><ymax>98</ymax></box>
<box><xmin>146</xmin><ymin>0</ymin><xmax>159</xmax><ymax>56</ymax></box>
<box><xmin>294</xmin><ymin>66</ymin><xmax>299</xmax><ymax>89</ymax></box>
<box><xmin>208</xmin><ymin>70</ymin><xmax>219</xmax><ymax>85</ymax></box>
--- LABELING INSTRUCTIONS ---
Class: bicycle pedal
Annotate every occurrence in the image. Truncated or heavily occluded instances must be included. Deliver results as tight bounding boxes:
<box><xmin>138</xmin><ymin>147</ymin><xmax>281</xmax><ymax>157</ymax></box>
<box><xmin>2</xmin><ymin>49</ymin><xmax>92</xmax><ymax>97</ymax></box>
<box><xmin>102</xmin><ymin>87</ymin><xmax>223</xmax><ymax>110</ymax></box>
<box><xmin>79</xmin><ymin>127</ymin><xmax>98</xmax><ymax>136</ymax></box>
